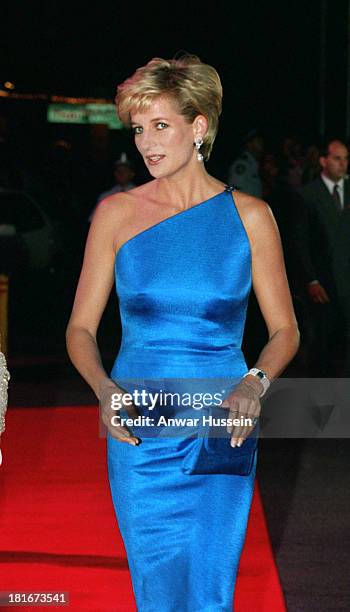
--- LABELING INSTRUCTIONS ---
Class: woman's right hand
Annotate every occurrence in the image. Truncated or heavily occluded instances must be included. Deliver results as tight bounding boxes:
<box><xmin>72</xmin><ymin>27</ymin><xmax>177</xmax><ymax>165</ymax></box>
<box><xmin>99</xmin><ymin>379</ymin><xmax>141</xmax><ymax>446</ymax></box>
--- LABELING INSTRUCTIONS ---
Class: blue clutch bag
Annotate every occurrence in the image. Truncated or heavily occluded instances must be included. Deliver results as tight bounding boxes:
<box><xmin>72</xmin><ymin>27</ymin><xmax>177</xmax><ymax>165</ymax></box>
<box><xmin>181</xmin><ymin>408</ymin><xmax>259</xmax><ymax>476</ymax></box>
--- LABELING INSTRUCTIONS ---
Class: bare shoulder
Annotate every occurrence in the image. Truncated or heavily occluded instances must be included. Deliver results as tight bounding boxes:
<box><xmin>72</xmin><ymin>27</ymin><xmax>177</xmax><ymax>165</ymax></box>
<box><xmin>90</xmin><ymin>181</ymin><xmax>159</xmax><ymax>252</ymax></box>
<box><xmin>91</xmin><ymin>185</ymin><xmax>146</xmax><ymax>227</ymax></box>
<box><xmin>232</xmin><ymin>190</ymin><xmax>273</xmax><ymax>224</ymax></box>
<box><xmin>87</xmin><ymin>193</ymin><xmax>132</xmax><ymax>258</ymax></box>
<box><xmin>92</xmin><ymin>191</ymin><xmax>129</xmax><ymax>221</ymax></box>
<box><xmin>96</xmin><ymin>182</ymin><xmax>155</xmax><ymax>212</ymax></box>
<box><xmin>231</xmin><ymin>191</ymin><xmax>278</xmax><ymax>245</ymax></box>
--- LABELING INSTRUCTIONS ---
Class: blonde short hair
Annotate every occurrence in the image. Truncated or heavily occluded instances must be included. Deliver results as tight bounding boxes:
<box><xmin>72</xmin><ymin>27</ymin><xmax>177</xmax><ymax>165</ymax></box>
<box><xmin>115</xmin><ymin>54</ymin><xmax>223</xmax><ymax>161</ymax></box>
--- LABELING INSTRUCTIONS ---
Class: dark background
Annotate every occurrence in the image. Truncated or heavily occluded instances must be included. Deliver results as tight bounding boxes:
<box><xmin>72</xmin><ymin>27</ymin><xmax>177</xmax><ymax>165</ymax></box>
<box><xmin>1</xmin><ymin>0</ymin><xmax>349</xmax><ymax>175</ymax></box>
<box><xmin>1</xmin><ymin>0</ymin><xmax>349</xmax><ymax>362</ymax></box>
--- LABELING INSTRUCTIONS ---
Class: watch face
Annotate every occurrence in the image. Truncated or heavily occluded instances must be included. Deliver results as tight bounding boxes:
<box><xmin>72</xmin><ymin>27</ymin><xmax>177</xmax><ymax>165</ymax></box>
<box><xmin>256</xmin><ymin>371</ymin><xmax>264</xmax><ymax>379</ymax></box>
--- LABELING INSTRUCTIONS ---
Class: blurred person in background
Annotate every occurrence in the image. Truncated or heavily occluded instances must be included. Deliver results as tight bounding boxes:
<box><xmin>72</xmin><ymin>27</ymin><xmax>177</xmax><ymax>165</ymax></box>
<box><xmin>295</xmin><ymin>138</ymin><xmax>350</xmax><ymax>376</ymax></box>
<box><xmin>227</xmin><ymin>129</ymin><xmax>264</xmax><ymax>197</ymax></box>
<box><xmin>261</xmin><ymin>149</ymin><xmax>305</xmax><ymax>276</ymax></box>
<box><xmin>301</xmin><ymin>143</ymin><xmax>321</xmax><ymax>185</ymax></box>
<box><xmin>88</xmin><ymin>153</ymin><xmax>136</xmax><ymax>223</ymax></box>
<box><xmin>259</xmin><ymin>151</ymin><xmax>307</xmax><ymax>367</ymax></box>
<box><xmin>261</xmin><ymin>152</ymin><xmax>279</xmax><ymax>201</ymax></box>
<box><xmin>280</xmin><ymin>134</ymin><xmax>304</xmax><ymax>190</ymax></box>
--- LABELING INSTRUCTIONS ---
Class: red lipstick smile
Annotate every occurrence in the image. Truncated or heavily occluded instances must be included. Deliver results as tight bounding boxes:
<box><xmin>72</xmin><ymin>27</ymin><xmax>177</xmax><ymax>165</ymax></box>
<box><xmin>146</xmin><ymin>155</ymin><xmax>165</xmax><ymax>166</ymax></box>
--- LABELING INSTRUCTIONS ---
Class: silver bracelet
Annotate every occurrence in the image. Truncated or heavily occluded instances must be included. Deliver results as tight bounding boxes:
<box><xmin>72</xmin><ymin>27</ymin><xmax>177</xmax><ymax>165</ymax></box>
<box><xmin>0</xmin><ymin>351</ymin><xmax>10</xmax><ymax>434</ymax></box>
<box><xmin>243</xmin><ymin>367</ymin><xmax>270</xmax><ymax>397</ymax></box>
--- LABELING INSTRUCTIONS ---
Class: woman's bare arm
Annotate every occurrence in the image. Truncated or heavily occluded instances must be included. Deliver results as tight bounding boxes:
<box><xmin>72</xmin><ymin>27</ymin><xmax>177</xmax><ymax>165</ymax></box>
<box><xmin>65</xmin><ymin>200</ymin><xmax>119</xmax><ymax>398</ymax></box>
<box><xmin>224</xmin><ymin>193</ymin><xmax>300</xmax><ymax>446</ymax></box>
<box><xmin>240</xmin><ymin>195</ymin><xmax>300</xmax><ymax>379</ymax></box>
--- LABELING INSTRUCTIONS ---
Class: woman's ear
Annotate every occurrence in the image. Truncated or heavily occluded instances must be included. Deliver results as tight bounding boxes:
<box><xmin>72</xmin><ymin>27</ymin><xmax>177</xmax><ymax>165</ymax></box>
<box><xmin>193</xmin><ymin>115</ymin><xmax>208</xmax><ymax>140</ymax></box>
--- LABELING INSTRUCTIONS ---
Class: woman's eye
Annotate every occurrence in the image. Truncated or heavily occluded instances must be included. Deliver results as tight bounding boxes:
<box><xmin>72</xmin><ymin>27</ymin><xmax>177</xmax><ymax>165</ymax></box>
<box><xmin>132</xmin><ymin>126</ymin><xmax>143</xmax><ymax>135</ymax></box>
<box><xmin>156</xmin><ymin>122</ymin><xmax>168</xmax><ymax>130</ymax></box>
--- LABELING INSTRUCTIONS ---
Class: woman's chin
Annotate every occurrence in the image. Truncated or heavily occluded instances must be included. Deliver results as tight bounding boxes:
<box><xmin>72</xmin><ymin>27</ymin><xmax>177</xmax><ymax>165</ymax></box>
<box><xmin>148</xmin><ymin>167</ymin><xmax>171</xmax><ymax>179</ymax></box>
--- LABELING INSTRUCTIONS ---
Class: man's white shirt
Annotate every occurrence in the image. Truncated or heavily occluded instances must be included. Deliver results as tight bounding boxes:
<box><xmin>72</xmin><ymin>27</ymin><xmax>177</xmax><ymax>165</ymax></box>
<box><xmin>321</xmin><ymin>173</ymin><xmax>344</xmax><ymax>209</ymax></box>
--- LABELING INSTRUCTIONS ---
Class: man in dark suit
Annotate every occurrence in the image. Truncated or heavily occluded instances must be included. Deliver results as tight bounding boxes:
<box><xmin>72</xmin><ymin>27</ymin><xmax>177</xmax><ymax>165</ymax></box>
<box><xmin>296</xmin><ymin>139</ymin><xmax>350</xmax><ymax>376</ymax></box>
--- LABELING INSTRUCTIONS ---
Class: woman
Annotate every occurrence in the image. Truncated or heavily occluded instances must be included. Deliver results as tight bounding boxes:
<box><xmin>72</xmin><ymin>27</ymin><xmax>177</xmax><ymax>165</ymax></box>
<box><xmin>66</xmin><ymin>54</ymin><xmax>299</xmax><ymax>611</ymax></box>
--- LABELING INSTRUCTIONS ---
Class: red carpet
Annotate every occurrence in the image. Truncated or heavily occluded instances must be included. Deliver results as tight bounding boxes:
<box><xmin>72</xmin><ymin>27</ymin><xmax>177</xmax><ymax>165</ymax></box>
<box><xmin>0</xmin><ymin>407</ymin><xmax>286</xmax><ymax>611</ymax></box>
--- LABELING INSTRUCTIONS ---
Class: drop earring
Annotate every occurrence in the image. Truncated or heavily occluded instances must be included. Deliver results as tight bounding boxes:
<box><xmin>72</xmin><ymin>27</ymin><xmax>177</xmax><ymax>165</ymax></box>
<box><xmin>194</xmin><ymin>137</ymin><xmax>204</xmax><ymax>162</ymax></box>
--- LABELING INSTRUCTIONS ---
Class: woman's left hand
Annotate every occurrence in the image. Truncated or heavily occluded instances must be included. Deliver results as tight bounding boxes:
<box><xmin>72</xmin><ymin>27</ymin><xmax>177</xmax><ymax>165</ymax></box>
<box><xmin>221</xmin><ymin>376</ymin><xmax>263</xmax><ymax>447</ymax></box>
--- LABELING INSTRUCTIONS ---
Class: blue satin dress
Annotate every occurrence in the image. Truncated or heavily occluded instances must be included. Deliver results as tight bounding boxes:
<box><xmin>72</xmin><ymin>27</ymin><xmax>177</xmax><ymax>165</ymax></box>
<box><xmin>107</xmin><ymin>186</ymin><xmax>257</xmax><ymax>611</ymax></box>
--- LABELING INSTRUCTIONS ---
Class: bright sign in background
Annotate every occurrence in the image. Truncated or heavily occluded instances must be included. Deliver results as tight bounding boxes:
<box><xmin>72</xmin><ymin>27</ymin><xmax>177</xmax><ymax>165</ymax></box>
<box><xmin>47</xmin><ymin>103</ymin><xmax>123</xmax><ymax>129</ymax></box>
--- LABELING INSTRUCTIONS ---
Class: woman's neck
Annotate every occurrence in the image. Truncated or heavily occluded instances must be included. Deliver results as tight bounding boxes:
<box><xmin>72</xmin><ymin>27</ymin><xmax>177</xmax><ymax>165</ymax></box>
<box><xmin>151</xmin><ymin>166</ymin><xmax>224</xmax><ymax>211</ymax></box>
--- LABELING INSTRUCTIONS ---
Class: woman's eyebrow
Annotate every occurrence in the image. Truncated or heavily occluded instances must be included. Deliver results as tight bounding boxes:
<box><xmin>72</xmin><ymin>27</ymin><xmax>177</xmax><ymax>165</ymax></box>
<box><xmin>131</xmin><ymin>117</ymin><xmax>170</xmax><ymax>126</ymax></box>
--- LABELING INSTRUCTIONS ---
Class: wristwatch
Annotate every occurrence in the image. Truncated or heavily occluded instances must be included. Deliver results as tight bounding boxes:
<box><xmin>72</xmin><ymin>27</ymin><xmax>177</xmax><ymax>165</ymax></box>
<box><xmin>243</xmin><ymin>368</ymin><xmax>270</xmax><ymax>397</ymax></box>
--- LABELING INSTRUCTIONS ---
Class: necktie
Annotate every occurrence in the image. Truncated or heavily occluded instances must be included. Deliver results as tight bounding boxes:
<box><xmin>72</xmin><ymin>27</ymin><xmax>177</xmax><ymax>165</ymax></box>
<box><xmin>332</xmin><ymin>184</ymin><xmax>342</xmax><ymax>211</ymax></box>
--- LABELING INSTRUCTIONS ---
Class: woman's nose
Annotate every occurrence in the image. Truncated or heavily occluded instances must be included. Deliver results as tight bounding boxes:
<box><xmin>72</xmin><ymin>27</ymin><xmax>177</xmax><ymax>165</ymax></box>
<box><xmin>139</xmin><ymin>130</ymin><xmax>157</xmax><ymax>150</ymax></box>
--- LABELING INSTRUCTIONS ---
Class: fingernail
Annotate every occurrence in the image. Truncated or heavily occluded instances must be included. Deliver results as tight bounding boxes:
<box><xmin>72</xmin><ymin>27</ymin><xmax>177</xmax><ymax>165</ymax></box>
<box><xmin>231</xmin><ymin>440</ymin><xmax>236</xmax><ymax>448</ymax></box>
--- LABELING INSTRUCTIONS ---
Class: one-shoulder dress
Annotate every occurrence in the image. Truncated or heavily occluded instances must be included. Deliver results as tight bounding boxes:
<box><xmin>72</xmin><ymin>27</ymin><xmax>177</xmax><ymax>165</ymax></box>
<box><xmin>107</xmin><ymin>186</ymin><xmax>257</xmax><ymax>611</ymax></box>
